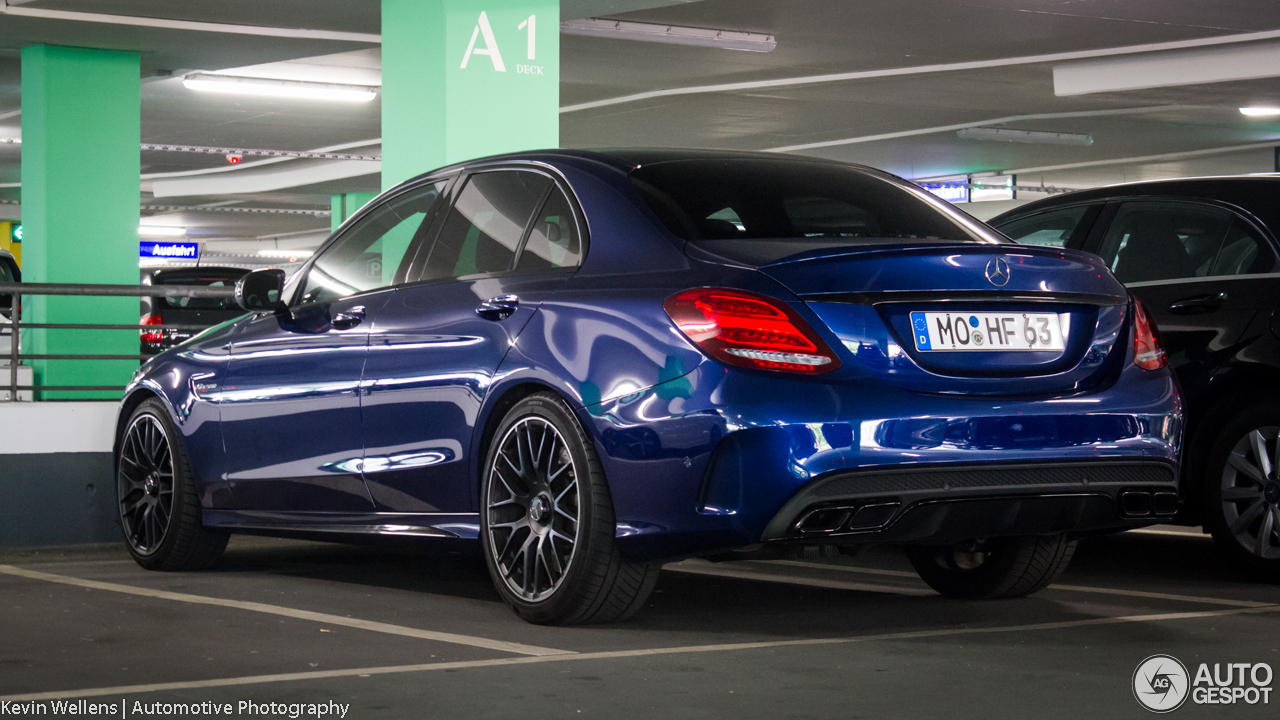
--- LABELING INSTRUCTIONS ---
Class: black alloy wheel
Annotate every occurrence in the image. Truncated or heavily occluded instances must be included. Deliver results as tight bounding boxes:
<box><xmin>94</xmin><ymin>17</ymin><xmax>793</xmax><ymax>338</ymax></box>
<box><xmin>1205</xmin><ymin>407</ymin><xmax>1280</xmax><ymax>581</ymax></box>
<box><xmin>118</xmin><ymin>412</ymin><xmax>175</xmax><ymax>555</ymax></box>
<box><xmin>487</xmin><ymin>415</ymin><xmax>580</xmax><ymax>601</ymax></box>
<box><xmin>116</xmin><ymin>399</ymin><xmax>228</xmax><ymax>570</ymax></box>
<box><xmin>481</xmin><ymin>393</ymin><xmax>660</xmax><ymax>624</ymax></box>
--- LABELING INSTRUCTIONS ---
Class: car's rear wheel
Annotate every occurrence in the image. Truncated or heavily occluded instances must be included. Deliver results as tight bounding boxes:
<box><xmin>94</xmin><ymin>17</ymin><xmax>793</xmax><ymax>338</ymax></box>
<box><xmin>1203</xmin><ymin>406</ymin><xmax>1280</xmax><ymax>582</ymax></box>
<box><xmin>905</xmin><ymin>534</ymin><xmax>1076</xmax><ymax>599</ymax></box>
<box><xmin>117</xmin><ymin>399</ymin><xmax>228</xmax><ymax>570</ymax></box>
<box><xmin>481</xmin><ymin>392</ymin><xmax>660</xmax><ymax>624</ymax></box>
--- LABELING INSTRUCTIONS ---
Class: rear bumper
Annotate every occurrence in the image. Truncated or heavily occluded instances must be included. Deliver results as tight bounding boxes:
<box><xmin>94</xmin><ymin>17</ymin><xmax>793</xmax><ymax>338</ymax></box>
<box><xmin>588</xmin><ymin>357</ymin><xmax>1182</xmax><ymax>561</ymax></box>
<box><xmin>760</xmin><ymin>460</ymin><xmax>1178</xmax><ymax>544</ymax></box>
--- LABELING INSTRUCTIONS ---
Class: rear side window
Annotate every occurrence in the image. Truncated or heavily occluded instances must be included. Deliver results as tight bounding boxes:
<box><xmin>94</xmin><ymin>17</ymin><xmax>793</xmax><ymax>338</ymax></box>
<box><xmin>298</xmin><ymin>182</ymin><xmax>445</xmax><ymax>305</ymax></box>
<box><xmin>996</xmin><ymin>206</ymin><xmax>1092</xmax><ymax>248</ymax></box>
<box><xmin>515</xmin><ymin>188</ymin><xmax>581</xmax><ymax>272</ymax></box>
<box><xmin>1212</xmin><ymin>217</ymin><xmax>1272</xmax><ymax>276</ymax></box>
<box><xmin>1096</xmin><ymin>201</ymin><xmax>1271</xmax><ymax>284</ymax></box>
<box><xmin>424</xmin><ymin>171</ymin><xmax>551</xmax><ymax>281</ymax></box>
<box><xmin>630</xmin><ymin>159</ymin><xmax>987</xmax><ymax>244</ymax></box>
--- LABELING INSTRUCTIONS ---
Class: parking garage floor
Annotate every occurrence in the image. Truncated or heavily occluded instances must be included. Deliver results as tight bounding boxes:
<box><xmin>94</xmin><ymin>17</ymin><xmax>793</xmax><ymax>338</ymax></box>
<box><xmin>1</xmin><ymin>527</ymin><xmax>1277</xmax><ymax>719</ymax></box>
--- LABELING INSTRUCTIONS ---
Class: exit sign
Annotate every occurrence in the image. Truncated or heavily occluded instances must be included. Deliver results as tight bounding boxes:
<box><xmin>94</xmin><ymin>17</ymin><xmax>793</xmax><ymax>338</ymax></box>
<box><xmin>140</xmin><ymin>241</ymin><xmax>199</xmax><ymax>259</ymax></box>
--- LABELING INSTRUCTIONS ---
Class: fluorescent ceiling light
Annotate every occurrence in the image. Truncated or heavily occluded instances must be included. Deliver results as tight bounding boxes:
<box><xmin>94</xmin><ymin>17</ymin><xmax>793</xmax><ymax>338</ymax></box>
<box><xmin>561</xmin><ymin>18</ymin><xmax>776</xmax><ymax>52</ymax></box>
<box><xmin>257</xmin><ymin>249</ymin><xmax>314</xmax><ymax>258</ymax></box>
<box><xmin>139</xmin><ymin>225</ymin><xmax>187</xmax><ymax>236</ymax></box>
<box><xmin>957</xmin><ymin>127</ymin><xmax>1094</xmax><ymax>146</ymax></box>
<box><xmin>1240</xmin><ymin>107</ymin><xmax>1280</xmax><ymax>116</ymax></box>
<box><xmin>183</xmin><ymin>73</ymin><xmax>378</xmax><ymax>102</ymax></box>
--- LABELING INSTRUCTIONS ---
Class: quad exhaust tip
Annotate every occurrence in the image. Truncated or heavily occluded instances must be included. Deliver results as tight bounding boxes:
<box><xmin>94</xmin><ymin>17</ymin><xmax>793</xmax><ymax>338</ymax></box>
<box><xmin>1119</xmin><ymin>490</ymin><xmax>1180</xmax><ymax>518</ymax></box>
<box><xmin>795</xmin><ymin>501</ymin><xmax>901</xmax><ymax>534</ymax></box>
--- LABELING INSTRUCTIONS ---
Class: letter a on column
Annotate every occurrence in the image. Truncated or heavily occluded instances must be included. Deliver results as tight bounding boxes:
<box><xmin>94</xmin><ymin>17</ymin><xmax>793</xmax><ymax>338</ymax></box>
<box><xmin>461</xmin><ymin>11</ymin><xmax>506</xmax><ymax>71</ymax></box>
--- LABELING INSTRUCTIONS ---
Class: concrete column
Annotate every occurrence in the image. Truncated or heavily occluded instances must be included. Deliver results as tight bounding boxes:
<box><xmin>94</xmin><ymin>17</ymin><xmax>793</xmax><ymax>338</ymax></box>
<box><xmin>329</xmin><ymin>192</ymin><xmax>378</xmax><ymax>233</ymax></box>
<box><xmin>21</xmin><ymin>46</ymin><xmax>140</xmax><ymax>399</ymax></box>
<box><xmin>381</xmin><ymin>0</ymin><xmax>559</xmax><ymax>190</ymax></box>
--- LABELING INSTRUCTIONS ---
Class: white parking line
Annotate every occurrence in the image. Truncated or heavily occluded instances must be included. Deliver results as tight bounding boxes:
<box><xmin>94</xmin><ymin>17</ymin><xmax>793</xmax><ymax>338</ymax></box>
<box><xmin>666</xmin><ymin>560</ymin><xmax>932</xmax><ymax>596</ymax></box>
<box><xmin>0</xmin><ymin>564</ymin><xmax>571</xmax><ymax>658</ymax></box>
<box><xmin>1128</xmin><ymin>527</ymin><xmax>1211</xmax><ymax>539</ymax></box>
<box><xmin>764</xmin><ymin>560</ymin><xmax>1269</xmax><ymax>608</ymax></box>
<box><xmin>5</xmin><ymin>603</ymin><xmax>1277</xmax><ymax>702</ymax></box>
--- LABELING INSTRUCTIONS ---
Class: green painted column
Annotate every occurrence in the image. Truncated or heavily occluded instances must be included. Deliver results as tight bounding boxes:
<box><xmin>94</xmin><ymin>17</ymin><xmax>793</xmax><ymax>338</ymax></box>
<box><xmin>330</xmin><ymin>194</ymin><xmax>344</xmax><ymax>234</ymax></box>
<box><xmin>21</xmin><ymin>46</ymin><xmax>140</xmax><ymax>400</ymax></box>
<box><xmin>329</xmin><ymin>192</ymin><xmax>377</xmax><ymax>233</ymax></box>
<box><xmin>382</xmin><ymin>0</ymin><xmax>559</xmax><ymax>190</ymax></box>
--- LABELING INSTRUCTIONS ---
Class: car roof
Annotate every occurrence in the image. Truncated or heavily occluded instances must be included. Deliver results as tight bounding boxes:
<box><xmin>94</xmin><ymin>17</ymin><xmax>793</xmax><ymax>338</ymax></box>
<box><xmin>993</xmin><ymin>174</ymin><xmax>1280</xmax><ymax>223</ymax></box>
<box><xmin>399</xmin><ymin>148</ymin><xmax>874</xmax><ymax>186</ymax></box>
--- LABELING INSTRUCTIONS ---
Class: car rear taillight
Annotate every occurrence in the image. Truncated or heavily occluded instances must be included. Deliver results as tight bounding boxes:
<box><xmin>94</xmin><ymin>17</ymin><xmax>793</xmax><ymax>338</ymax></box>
<box><xmin>1132</xmin><ymin>298</ymin><xmax>1167</xmax><ymax>371</ymax></box>
<box><xmin>141</xmin><ymin>314</ymin><xmax>164</xmax><ymax>345</ymax></box>
<box><xmin>664</xmin><ymin>288</ymin><xmax>841</xmax><ymax>374</ymax></box>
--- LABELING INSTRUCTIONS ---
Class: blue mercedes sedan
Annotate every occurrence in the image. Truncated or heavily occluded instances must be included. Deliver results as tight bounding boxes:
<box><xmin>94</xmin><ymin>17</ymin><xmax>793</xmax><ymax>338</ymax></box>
<box><xmin>114</xmin><ymin>150</ymin><xmax>1182</xmax><ymax>624</ymax></box>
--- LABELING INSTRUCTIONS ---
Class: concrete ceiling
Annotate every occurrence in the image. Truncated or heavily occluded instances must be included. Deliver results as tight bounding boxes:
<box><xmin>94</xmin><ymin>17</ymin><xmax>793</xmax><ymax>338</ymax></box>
<box><xmin>2</xmin><ymin>0</ymin><xmax>1280</xmax><ymax>249</ymax></box>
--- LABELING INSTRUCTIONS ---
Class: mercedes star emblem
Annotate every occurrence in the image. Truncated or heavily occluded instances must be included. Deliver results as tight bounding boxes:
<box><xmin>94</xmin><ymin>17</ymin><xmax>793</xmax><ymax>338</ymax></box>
<box><xmin>985</xmin><ymin>257</ymin><xmax>1011</xmax><ymax>287</ymax></box>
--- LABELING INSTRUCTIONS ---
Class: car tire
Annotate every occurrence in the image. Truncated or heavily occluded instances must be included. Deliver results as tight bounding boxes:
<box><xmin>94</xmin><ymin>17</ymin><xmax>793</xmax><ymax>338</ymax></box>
<box><xmin>1202</xmin><ymin>405</ymin><xmax>1280</xmax><ymax>582</ymax></box>
<box><xmin>905</xmin><ymin>534</ymin><xmax>1076</xmax><ymax>599</ymax></box>
<box><xmin>481</xmin><ymin>392</ymin><xmax>660</xmax><ymax>625</ymax></box>
<box><xmin>117</xmin><ymin>398</ymin><xmax>228</xmax><ymax>571</ymax></box>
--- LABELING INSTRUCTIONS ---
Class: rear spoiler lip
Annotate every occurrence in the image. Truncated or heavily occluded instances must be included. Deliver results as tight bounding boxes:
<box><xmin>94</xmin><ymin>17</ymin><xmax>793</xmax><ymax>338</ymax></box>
<box><xmin>798</xmin><ymin>290</ymin><xmax>1126</xmax><ymax>307</ymax></box>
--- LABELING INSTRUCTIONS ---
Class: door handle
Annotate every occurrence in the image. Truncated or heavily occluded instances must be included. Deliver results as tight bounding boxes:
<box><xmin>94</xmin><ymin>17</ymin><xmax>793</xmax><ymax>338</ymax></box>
<box><xmin>331</xmin><ymin>306</ymin><xmax>366</xmax><ymax>330</ymax></box>
<box><xmin>476</xmin><ymin>295</ymin><xmax>520</xmax><ymax>321</ymax></box>
<box><xmin>1168</xmin><ymin>292</ymin><xmax>1227</xmax><ymax>314</ymax></box>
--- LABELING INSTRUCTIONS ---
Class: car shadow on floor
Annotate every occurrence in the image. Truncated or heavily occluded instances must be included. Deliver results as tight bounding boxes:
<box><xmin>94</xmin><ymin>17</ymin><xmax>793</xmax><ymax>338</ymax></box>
<box><xmin>191</xmin><ymin>528</ymin><xmax>1273</xmax><ymax>640</ymax></box>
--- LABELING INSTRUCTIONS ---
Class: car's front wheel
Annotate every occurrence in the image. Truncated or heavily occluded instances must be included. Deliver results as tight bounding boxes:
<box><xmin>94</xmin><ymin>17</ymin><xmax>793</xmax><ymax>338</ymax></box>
<box><xmin>117</xmin><ymin>398</ymin><xmax>228</xmax><ymax>570</ymax></box>
<box><xmin>905</xmin><ymin>534</ymin><xmax>1076</xmax><ymax>599</ymax></box>
<box><xmin>1203</xmin><ymin>407</ymin><xmax>1280</xmax><ymax>582</ymax></box>
<box><xmin>481</xmin><ymin>393</ymin><xmax>660</xmax><ymax>624</ymax></box>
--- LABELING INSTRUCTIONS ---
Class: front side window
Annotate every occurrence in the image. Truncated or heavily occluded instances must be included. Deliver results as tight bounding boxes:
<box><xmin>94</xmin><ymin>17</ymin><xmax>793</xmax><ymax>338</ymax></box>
<box><xmin>1096</xmin><ymin>201</ymin><xmax>1258</xmax><ymax>284</ymax></box>
<box><xmin>423</xmin><ymin>171</ymin><xmax>552</xmax><ymax>282</ymax></box>
<box><xmin>996</xmin><ymin>206</ymin><xmax>1092</xmax><ymax>248</ymax></box>
<box><xmin>515</xmin><ymin>188</ymin><xmax>582</xmax><ymax>272</ymax></box>
<box><xmin>298</xmin><ymin>182</ymin><xmax>445</xmax><ymax>305</ymax></box>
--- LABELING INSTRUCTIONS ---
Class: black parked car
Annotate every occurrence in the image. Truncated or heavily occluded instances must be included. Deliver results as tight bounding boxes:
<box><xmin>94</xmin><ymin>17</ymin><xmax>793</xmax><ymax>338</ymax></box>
<box><xmin>141</xmin><ymin>267</ymin><xmax>249</xmax><ymax>355</ymax></box>
<box><xmin>991</xmin><ymin>176</ymin><xmax>1280</xmax><ymax>580</ymax></box>
<box><xmin>1</xmin><ymin>248</ymin><xmax>17</xmax><ymax>348</ymax></box>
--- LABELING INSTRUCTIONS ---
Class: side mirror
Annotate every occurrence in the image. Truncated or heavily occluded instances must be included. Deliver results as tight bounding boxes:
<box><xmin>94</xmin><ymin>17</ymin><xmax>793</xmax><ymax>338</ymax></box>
<box><xmin>235</xmin><ymin>268</ymin><xmax>287</xmax><ymax>312</ymax></box>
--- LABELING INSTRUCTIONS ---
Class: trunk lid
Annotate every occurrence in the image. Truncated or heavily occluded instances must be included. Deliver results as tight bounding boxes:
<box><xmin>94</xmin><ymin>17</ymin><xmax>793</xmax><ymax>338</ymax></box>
<box><xmin>759</xmin><ymin>243</ymin><xmax>1130</xmax><ymax>395</ymax></box>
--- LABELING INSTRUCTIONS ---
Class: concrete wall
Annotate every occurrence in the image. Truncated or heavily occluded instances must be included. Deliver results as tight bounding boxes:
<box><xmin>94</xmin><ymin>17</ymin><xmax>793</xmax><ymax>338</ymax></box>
<box><xmin>0</xmin><ymin>402</ymin><xmax>119</xmax><ymax>546</ymax></box>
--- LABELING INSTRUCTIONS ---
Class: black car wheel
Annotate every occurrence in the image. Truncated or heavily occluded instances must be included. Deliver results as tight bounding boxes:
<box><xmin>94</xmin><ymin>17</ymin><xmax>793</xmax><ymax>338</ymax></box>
<box><xmin>117</xmin><ymin>399</ymin><xmax>228</xmax><ymax>570</ymax></box>
<box><xmin>481</xmin><ymin>392</ymin><xmax>660</xmax><ymax>624</ymax></box>
<box><xmin>1204</xmin><ymin>407</ymin><xmax>1280</xmax><ymax>581</ymax></box>
<box><xmin>906</xmin><ymin>534</ymin><xmax>1077</xmax><ymax>599</ymax></box>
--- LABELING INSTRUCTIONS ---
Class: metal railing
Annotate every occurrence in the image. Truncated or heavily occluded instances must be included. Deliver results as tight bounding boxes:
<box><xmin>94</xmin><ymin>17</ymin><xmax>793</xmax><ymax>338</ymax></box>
<box><xmin>0</xmin><ymin>281</ymin><xmax>238</xmax><ymax>401</ymax></box>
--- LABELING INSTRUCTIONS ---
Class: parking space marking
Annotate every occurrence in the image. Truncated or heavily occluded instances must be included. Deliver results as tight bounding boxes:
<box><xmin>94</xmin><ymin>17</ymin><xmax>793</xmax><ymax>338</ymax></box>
<box><xmin>1128</xmin><ymin>527</ymin><xmax>1211</xmax><ymax>539</ymax></box>
<box><xmin>0</xmin><ymin>564</ymin><xmax>572</xmax><ymax>657</ymax></box>
<box><xmin>6</xmin><ymin>603</ymin><xmax>1278</xmax><ymax>702</ymax></box>
<box><xmin>666</xmin><ymin>560</ymin><xmax>932</xmax><ymax>596</ymax></box>
<box><xmin>766</xmin><ymin>560</ymin><xmax>1269</xmax><ymax>608</ymax></box>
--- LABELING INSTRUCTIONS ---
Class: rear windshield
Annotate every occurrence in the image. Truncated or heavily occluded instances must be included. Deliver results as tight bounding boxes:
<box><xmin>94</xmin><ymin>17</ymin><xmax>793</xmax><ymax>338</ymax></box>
<box><xmin>629</xmin><ymin>159</ymin><xmax>994</xmax><ymax>246</ymax></box>
<box><xmin>151</xmin><ymin>271</ymin><xmax>245</xmax><ymax>311</ymax></box>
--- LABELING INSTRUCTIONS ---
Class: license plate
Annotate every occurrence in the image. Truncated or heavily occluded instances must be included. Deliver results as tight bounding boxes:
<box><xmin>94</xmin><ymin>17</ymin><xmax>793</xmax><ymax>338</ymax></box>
<box><xmin>910</xmin><ymin>311</ymin><xmax>1068</xmax><ymax>352</ymax></box>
